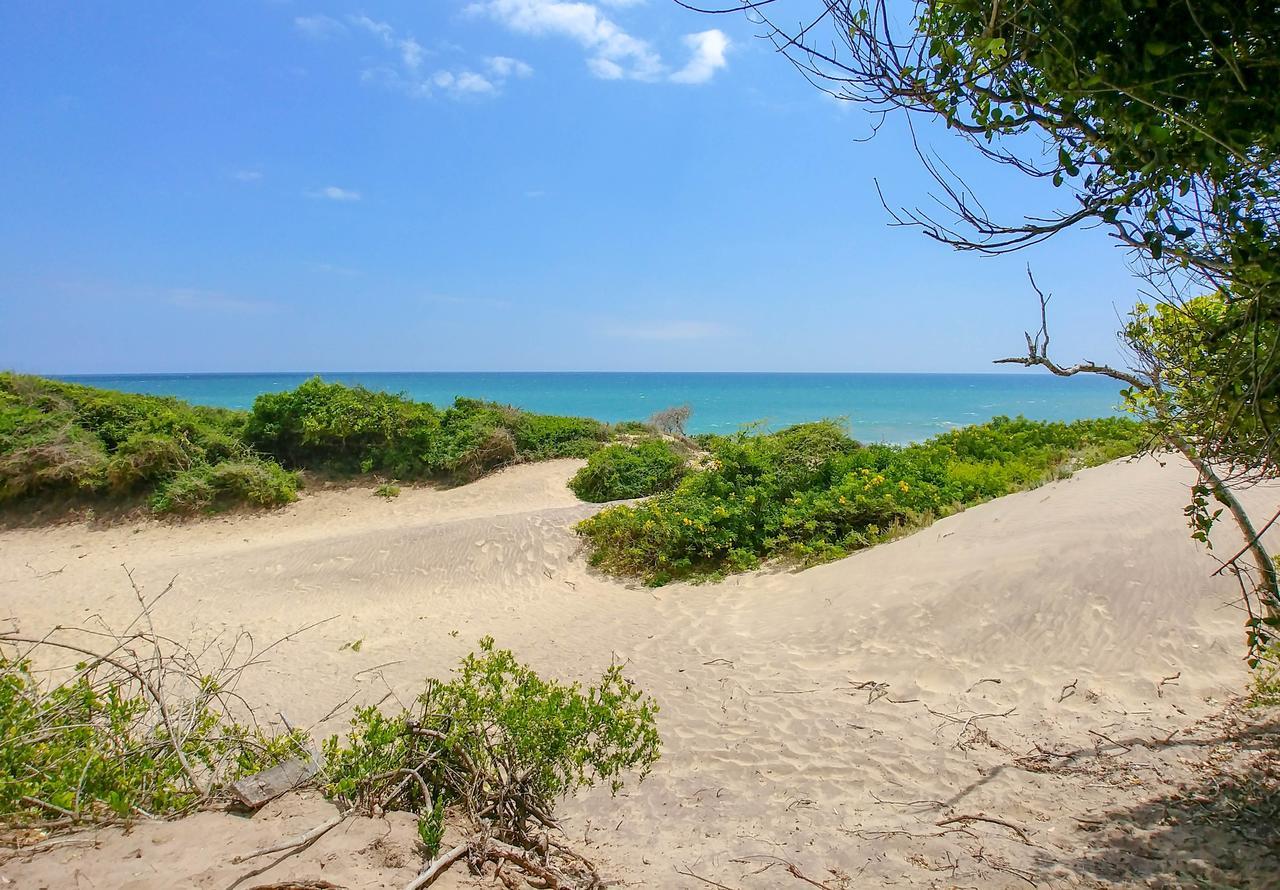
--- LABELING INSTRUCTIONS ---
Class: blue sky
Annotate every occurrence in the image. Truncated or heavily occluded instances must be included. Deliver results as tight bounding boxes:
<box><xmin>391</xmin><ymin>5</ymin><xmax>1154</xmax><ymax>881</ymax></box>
<box><xmin>2</xmin><ymin>1</ymin><xmax>1141</xmax><ymax>373</ymax></box>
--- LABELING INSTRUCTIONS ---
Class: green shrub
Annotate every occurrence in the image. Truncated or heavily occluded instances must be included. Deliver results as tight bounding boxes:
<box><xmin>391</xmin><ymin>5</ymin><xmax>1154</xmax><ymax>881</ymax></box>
<box><xmin>0</xmin><ymin>653</ymin><xmax>301</xmax><ymax>827</ymax></box>
<box><xmin>577</xmin><ymin>415</ymin><xmax>1145</xmax><ymax>585</ymax></box>
<box><xmin>374</xmin><ymin>482</ymin><xmax>401</xmax><ymax>499</ymax></box>
<box><xmin>569</xmin><ymin>441</ymin><xmax>686</xmax><ymax>502</ymax></box>
<box><xmin>509</xmin><ymin>412</ymin><xmax>606</xmax><ymax>459</ymax></box>
<box><xmin>152</xmin><ymin>458</ymin><xmax>299</xmax><ymax>514</ymax></box>
<box><xmin>105</xmin><ymin>433</ymin><xmax>198</xmax><ymax>490</ymax></box>
<box><xmin>1250</xmin><ymin>641</ymin><xmax>1280</xmax><ymax>707</ymax></box>
<box><xmin>245</xmin><ymin>377</ymin><xmax>441</xmax><ymax>477</ymax></box>
<box><xmin>323</xmin><ymin>637</ymin><xmax>660</xmax><ymax>831</ymax></box>
<box><xmin>0</xmin><ymin>374</ymin><xmax>255</xmax><ymax>508</ymax></box>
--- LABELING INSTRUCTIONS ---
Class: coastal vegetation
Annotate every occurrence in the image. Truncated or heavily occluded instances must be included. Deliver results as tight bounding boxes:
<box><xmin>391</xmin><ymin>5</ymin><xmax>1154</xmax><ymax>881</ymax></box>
<box><xmin>568</xmin><ymin>439</ymin><xmax>688</xmax><ymax>502</ymax></box>
<box><xmin>577</xmin><ymin>415</ymin><xmax>1144</xmax><ymax>585</ymax></box>
<box><xmin>245</xmin><ymin>378</ymin><xmax>607</xmax><ymax>481</ymax></box>
<box><xmin>0</xmin><ymin>374</ymin><xmax>607</xmax><ymax>516</ymax></box>
<box><xmin>0</xmin><ymin>588</ymin><xmax>658</xmax><ymax>889</ymax></box>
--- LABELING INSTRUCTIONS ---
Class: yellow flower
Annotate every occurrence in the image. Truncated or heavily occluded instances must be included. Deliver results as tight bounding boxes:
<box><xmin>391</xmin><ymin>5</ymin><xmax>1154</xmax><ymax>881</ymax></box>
<box><xmin>838</xmin><ymin>496</ymin><xmax>848</xmax><ymax>505</ymax></box>
<box><xmin>683</xmin><ymin>517</ymin><xmax>693</xmax><ymax>526</ymax></box>
<box><xmin>899</xmin><ymin>481</ymin><xmax>910</xmax><ymax>493</ymax></box>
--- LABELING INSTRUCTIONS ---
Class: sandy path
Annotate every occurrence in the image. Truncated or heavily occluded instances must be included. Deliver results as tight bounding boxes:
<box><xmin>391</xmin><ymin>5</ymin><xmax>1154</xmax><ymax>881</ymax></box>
<box><xmin>1</xmin><ymin>456</ymin><xmax>1277</xmax><ymax>889</ymax></box>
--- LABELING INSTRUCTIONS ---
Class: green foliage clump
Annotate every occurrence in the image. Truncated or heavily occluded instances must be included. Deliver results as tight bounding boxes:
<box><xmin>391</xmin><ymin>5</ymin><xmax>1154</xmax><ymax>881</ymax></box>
<box><xmin>569</xmin><ymin>441</ymin><xmax>687</xmax><ymax>502</ymax></box>
<box><xmin>0</xmin><ymin>654</ymin><xmax>301</xmax><ymax>827</ymax></box>
<box><xmin>151</xmin><ymin>458</ymin><xmax>299</xmax><ymax>514</ymax></box>
<box><xmin>323</xmin><ymin>638</ymin><xmax>660</xmax><ymax>838</ymax></box>
<box><xmin>245</xmin><ymin>381</ymin><xmax>606</xmax><ymax>483</ymax></box>
<box><xmin>1250</xmin><ymin>642</ymin><xmax>1280</xmax><ymax>708</ymax></box>
<box><xmin>577</xmin><ymin>415</ymin><xmax>1144</xmax><ymax>585</ymax></box>
<box><xmin>374</xmin><ymin>482</ymin><xmax>401</xmax><ymax>499</ymax></box>
<box><xmin>245</xmin><ymin>378</ymin><xmax>442</xmax><ymax>477</ymax></box>
<box><xmin>1</xmin><ymin>375</ymin><xmax>610</xmax><ymax>520</ymax></box>
<box><xmin>0</xmin><ymin>373</ymin><xmax>288</xmax><ymax>515</ymax></box>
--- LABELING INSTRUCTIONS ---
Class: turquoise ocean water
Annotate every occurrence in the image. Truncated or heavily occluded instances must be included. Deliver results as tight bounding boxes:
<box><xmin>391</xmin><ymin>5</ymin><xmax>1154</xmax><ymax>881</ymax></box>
<box><xmin>56</xmin><ymin>372</ymin><xmax>1127</xmax><ymax>444</ymax></box>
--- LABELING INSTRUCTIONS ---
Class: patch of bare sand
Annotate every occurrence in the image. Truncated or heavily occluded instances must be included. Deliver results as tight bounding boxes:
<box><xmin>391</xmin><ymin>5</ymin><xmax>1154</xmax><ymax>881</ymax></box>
<box><xmin>1</xmin><ymin>456</ymin><xmax>1277</xmax><ymax>889</ymax></box>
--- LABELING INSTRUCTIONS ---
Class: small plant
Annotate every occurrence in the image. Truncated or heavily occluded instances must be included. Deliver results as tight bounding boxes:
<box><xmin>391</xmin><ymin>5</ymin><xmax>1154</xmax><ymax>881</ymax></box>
<box><xmin>569</xmin><ymin>440</ymin><xmax>687</xmax><ymax>502</ymax></box>
<box><xmin>321</xmin><ymin>637</ymin><xmax>660</xmax><ymax>883</ymax></box>
<box><xmin>417</xmin><ymin>799</ymin><xmax>446</xmax><ymax>858</ymax></box>
<box><xmin>374</xmin><ymin>482</ymin><xmax>401</xmax><ymax>499</ymax></box>
<box><xmin>1250</xmin><ymin>641</ymin><xmax>1280</xmax><ymax>707</ymax></box>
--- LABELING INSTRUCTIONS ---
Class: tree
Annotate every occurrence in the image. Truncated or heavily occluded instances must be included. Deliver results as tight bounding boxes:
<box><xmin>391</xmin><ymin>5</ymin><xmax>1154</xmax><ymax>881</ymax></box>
<box><xmin>682</xmin><ymin>0</ymin><xmax>1280</xmax><ymax>652</ymax></box>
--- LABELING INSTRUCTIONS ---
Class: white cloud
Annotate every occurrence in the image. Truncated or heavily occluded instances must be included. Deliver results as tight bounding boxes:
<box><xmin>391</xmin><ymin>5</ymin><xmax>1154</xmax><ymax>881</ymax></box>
<box><xmin>433</xmin><ymin>70</ymin><xmax>497</xmax><ymax>95</ymax></box>
<box><xmin>305</xmin><ymin>186</ymin><xmax>362</xmax><ymax>201</ymax></box>
<box><xmin>349</xmin><ymin>15</ymin><xmax>425</xmax><ymax>70</ymax></box>
<box><xmin>469</xmin><ymin>0</ymin><xmax>729</xmax><ymax>83</ymax></box>
<box><xmin>669</xmin><ymin>29</ymin><xmax>729</xmax><ymax>84</ymax></box>
<box><xmin>601</xmin><ymin>320</ymin><xmax>730</xmax><ymax>341</ymax></box>
<box><xmin>318</xmin><ymin>16</ymin><xmax>529</xmax><ymax>99</ymax></box>
<box><xmin>486</xmin><ymin>56</ymin><xmax>534</xmax><ymax>79</ymax></box>
<box><xmin>469</xmin><ymin>0</ymin><xmax>663</xmax><ymax>81</ymax></box>
<box><xmin>294</xmin><ymin>14</ymin><xmax>345</xmax><ymax>39</ymax></box>
<box><xmin>231</xmin><ymin>169</ymin><xmax>263</xmax><ymax>182</ymax></box>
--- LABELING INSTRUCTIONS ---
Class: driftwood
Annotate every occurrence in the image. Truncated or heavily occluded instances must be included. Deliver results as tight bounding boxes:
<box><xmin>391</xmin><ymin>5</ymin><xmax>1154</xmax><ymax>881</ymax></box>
<box><xmin>232</xmin><ymin>757</ymin><xmax>322</xmax><ymax>810</ymax></box>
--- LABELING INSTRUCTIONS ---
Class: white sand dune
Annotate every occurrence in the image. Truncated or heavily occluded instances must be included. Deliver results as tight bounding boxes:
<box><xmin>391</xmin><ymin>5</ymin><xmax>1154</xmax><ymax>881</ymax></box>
<box><xmin>1</xmin><ymin>456</ymin><xmax>1277</xmax><ymax>889</ymax></box>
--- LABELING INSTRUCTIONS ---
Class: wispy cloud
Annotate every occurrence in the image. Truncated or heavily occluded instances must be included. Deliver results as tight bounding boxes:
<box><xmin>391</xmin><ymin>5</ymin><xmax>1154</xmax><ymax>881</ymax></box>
<box><xmin>294</xmin><ymin>14</ymin><xmax>346</xmax><ymax>40</ymax></box>
<box><xmin>486</xmin><ymin>56</ymin><xmax>535</xmax><ymax>79</ymax></box>
<box><xmin>304</xmin><ymin>185</ymin><xmax>362</xmax><ymax>201</ymax></box>
<box><xmin>467</xmin><ymin>0</ymin><xmax>729</xmax><ymax>84</ymax></box>
<box><xmin>169</xmin><ymin>289</ymin><xmax>275</xmax><ymax>314</ymax></box>
<box><xmin>231</xmin><ymin>169</ymin><xmax>263</xmax><ymax>182</ymax></box>
<box><xmin>296</xmin><ymin>13</ymin><xmax>532</xmax><ymax>99</ymax></box>
<box><xmin>600</xmin><ymin>320</ymin><xmax>731</xmax><ymax>341</ymax></box>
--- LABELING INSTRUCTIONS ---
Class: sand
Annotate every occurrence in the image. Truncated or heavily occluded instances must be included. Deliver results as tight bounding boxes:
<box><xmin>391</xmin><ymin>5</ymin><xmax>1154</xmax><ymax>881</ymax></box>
<box><xmin>1</xmin><ymin>455</ymin><xmax>1277</xmax><ymax>889</ymax></box>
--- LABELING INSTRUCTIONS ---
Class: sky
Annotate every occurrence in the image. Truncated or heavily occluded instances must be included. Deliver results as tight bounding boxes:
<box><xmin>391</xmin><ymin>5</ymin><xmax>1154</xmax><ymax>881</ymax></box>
<box><xmin>2</xmin><ymin>1</ymin><xmax>1144</xmax><ymax>373</ymax></box>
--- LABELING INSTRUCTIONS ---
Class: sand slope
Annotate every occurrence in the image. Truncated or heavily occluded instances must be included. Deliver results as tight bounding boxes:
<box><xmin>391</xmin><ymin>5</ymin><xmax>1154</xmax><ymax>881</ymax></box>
<box><xmin>1</xmin><ymin>456</ymin><xmax>1277</xmax><ymax>889</ymax></box>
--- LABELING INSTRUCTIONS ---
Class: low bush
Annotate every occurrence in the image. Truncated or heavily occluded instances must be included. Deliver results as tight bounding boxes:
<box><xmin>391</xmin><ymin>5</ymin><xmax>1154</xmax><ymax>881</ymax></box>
<box><xmin>151</xmin><ymin>458</ymin><xmax>299</xmax><ymax>514</ymax></box>
<box><xmin>569</xmin><ymin>440</ymin><xmax>687</xmax><ymax>502</ymax></box>
<box><xmin>0</xmin><ymin>374</ymin><xmax>279</xmax><ymax>513</ymax></box>
<box><xmin>0</xmin><ymin>592</ymin><xmax>306</xmax><ymax>830</ymax></box>
<box><xmin>577</xmin><ymin>415</ymin><xmax>1146</xmax><ymax>585</ymax></box>
<box><xmin>1251</xmin><ymin>642</ymin><xmax>1280</xmax><ymax>708</ymax></box>
<box><xmin>247</xmin><ymin>382</ymin><xmax>606</xmax><ymax>482</ymax></box>
<box><xmin>245</xmin><ymin>377</ymin><xmax>442</xmax><ymax>477</ymax></box>
<box><xmin>2</xmin><ymin>375</ymin><xmax>609</xmax><ymax>518</ymax></box>
<box><xmin>322</xmin><ymin>637</ymin><xmax>659</xmax><ymax>877</ymax></box>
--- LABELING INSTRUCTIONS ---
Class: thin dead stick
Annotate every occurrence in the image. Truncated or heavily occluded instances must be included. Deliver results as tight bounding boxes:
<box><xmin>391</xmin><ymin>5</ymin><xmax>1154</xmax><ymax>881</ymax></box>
<box><xmin>232</xmin><ymin>814</ymin><xmax>347</xmax><ymax>864</ymax></box>
<box><xmin>226</xmin><ymin>814</ymin><xmax>349</xmax><ymax>890</ymax></box>
<box><xmin>937</xmin><ymin>813</ymin><xmax>1032</xmax><ymax>845</ymax></box>
<box><xmin>674</xmin><ymin>866</ymin><xmax>740</xmax><ymax>890</ymax></box>
<box><xmin>402</xmin><ymin>841</ymin><xmax>472</xmax><ymax>890</ymax></box>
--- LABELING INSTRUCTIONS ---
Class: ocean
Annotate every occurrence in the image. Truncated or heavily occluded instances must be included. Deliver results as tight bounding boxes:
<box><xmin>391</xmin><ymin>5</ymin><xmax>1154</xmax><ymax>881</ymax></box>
<box><xmin>55</xmin><ymin>372</ymin><xmax>1128</xmax><ymax>444</ymax></box>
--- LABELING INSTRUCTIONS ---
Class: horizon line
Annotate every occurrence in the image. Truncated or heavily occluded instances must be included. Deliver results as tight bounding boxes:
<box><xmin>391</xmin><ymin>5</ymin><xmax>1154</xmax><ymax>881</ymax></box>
<box><xmin>34</xmin><ymin>368</ymin><xmax>1077</xmax><ymax>378</ymax></box>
